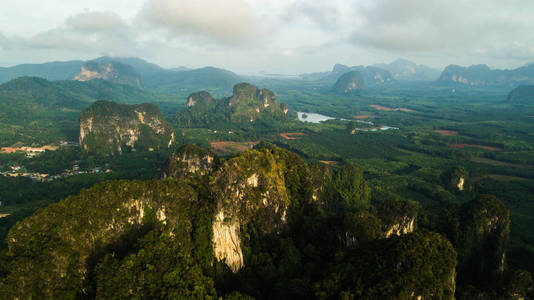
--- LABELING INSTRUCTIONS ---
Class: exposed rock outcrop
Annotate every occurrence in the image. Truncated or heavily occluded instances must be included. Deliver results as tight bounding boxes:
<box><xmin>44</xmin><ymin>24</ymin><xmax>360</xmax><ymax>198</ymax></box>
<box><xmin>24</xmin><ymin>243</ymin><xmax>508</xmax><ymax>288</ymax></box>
<box><xmin>209</xmin><ymin>146</ymin><xmax>311</xmax><ymax>271</ymax></box>
<box><xmin>176</xmin><ymin>82</ymin><xmax>295</xmax><ymax>126</ymax></box>
<box><xmin>74</xmin><ymin>61</ymin><xmax>143</xmax><ymax>88</ymax></box>
<box><xmin>3</xmin><ymin>179</ymin><xmax>200</xmax><ymax>298</ymax></box>
<box><xmin>161</xmin><ymin>144</ymin><xmax>216</xmax><ymax>179</ymax></box>
<box><xmin>376</xmin><ymin>198</ymin><xmax>419</xmax><ymax>238</ymax></box>
<box><xmin>79</xmin><ymin>100</ymin><xmax>174</xmax><ymax>155</ymax></box>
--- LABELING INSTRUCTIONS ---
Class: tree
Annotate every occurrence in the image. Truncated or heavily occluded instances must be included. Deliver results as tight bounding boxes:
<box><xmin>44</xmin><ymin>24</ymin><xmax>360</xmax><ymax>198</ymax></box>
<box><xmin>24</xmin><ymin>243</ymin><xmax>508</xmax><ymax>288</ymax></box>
<box><xmin>330</xmin><ymin>164</ymin><xmax>370</xmax><ymax>212</ymax></box>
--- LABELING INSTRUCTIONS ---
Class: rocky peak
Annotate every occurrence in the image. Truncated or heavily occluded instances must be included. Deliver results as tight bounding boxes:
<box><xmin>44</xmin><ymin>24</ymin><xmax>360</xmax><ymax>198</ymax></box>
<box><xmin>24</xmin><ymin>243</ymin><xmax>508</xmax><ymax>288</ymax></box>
<box><xmin>376</xmin><ymin>198</ymin><xmax>419</xmax><ymax>238</ymax></box>
<box><xmin>210</xmin><ymin>146</ymin><xmax>312</xmax><ymax>272</ymax></box>
<box><xmin>178</xmin><ymin>82</ymin><xmax>292</xmax><ymax>126</ymax></box>
<box><xmin>186</xmin><ymin>91</ymin><xmax>214</xmax><ymax>108</ymax></box>
<box><xmin>332</xmin><ymin>71</ymin><xmax>365</xmax><ymax>94</ymax></box>
<box><xmin>332</xmin><ymin>64</ymin><xmax>350</xmax><ymax>73</ymax></box>
<box><xmin>228</xmin><ymin>82</ymin><xmax>276</xmax><ymax>108</ymax></box>
<box><xmin>74</xmin><ymin>61</ymin><xmax>142</xmax><ymax>88</ymax></box>
<box><xmin>161</xmin><ymin>144</ymin><xmax>216</xmax><ymax>179</ymax></box>
<box><xmin>79</xmin><ymin>100</ymin><xmax>174</xmax><ymax>155</ymax></box>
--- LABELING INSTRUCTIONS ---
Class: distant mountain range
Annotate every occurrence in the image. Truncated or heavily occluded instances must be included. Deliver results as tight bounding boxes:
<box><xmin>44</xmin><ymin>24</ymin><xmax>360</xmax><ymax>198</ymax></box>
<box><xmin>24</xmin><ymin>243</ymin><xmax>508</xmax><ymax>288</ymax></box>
<box><xmin>300</xmin><ymin>64</ymin><xmax>394</xmax><ymax>86</ymax></box>
<box><xmin>301</xmin><ymin>59</ymin><xmax>440</xmax><ymax>84</ymax></box>
<box><xmin>0</xmin><ymin>57</ymin><xmax>242</xmax><ymax>96</ymax></box>
<box><xmin>437</xmin><ymin>64</ymin><xmax>534</xmax><ymax>87</ymax></box>
<box><xmin>373</xmin><ymin>59</ymin><xmax>441</xmax><ymax>81</ymax></box>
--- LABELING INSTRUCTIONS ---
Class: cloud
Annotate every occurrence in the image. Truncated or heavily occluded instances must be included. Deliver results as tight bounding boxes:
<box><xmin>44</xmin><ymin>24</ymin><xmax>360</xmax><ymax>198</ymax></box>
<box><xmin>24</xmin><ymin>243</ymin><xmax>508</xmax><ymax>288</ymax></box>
<box><xmin>136</xmin><ymin>0</ymin><xmax>261</xmax><ymax>46</ymax></box>
<box><xmin>0</xmin><ymin>32</ymin><xmax>8</xmax><ymax>50</ymax></box>
<box><xmin>347</xmin><ymin>0</ymin><xmax>534</xmax><ymax>59</ymax></box>
<box><xmin>18</xmin><ymin>11</ymin><xmax>139</xmax><ymax>57</ymax></box>
<box><xmin>281</xmin><ymin>1</ymin><xmax>341</xmax><ymax>31</ymax></box>
<box><xmin>348</xmin><ymin>0</ymin><xmax>475</xmax><ymax>51</ymax></box>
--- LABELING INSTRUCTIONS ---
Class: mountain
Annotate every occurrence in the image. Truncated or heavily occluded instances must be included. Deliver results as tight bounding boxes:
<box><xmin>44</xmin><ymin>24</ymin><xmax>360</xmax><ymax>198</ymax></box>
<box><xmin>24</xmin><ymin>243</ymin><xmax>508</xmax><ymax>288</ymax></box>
<box><xmin>0</xmin><ymin>57</ymin><xmax>242</xmax><ymax>96</ymax></box>
<box><xmin>373</xmin><ymin>58</ymin><xmax>441</xmax><ymax>81</ymax></box>
<box><xmin>0</xmin><ymin>57</ymin><xmax>162</xmax><ymax>85</ymax></box>
<box><xmin>79</xmin><ymin>100</ymin><xmax>174</xmax><ymax>155</ymax></box>
<box><xmin>92</xmin><ymin>56</ymin><xmax>165</xmax><ymax>80</ymax></box>
<box><xmin>507</xmin><ymin>85</ymin><xmax>534</xmax><ymax>104</ymax></box>
<box><xmin>74</xmin><ymin>61</ymin><xmax>143</xmax><ymax>88</ymax></box>
<box><xmin>438</xmin><ymin>64</ymin><xmax>534</xmax><ymax>87</ymax></box>
<box><xmin>176</xmin><ymin>82</ymin><xmax>293</xmax><ymax>127</ymax></box>
<box><xmin>0</xmin><ymin>144</ymin><xmax>458</xmax><ymax>299</ymax></box>
<box><xmin>332</xmin><ymin>71</ymin><xmax>365</xmax><ymax>94</ymax></box>
<box><xmin>0</xmin><ymin>60</ymin><xmax>83</xmax><ymax>83</ymax></box>
<box><xmin>144</xmin><ymin>66</ymin><xmax>242</xmax><ymax>96</ymax></box>
<box><xmin>300</xmin><ymin>64</ymin><xmax>394</xmax><ymax>86</ymax></box>
<box><xmin>441</xmin><ymin>195</ymin><xmax>510</xmax><ymax>289</ymax></box>
<box><xmin>0</xmin><ymin>76</ymin><xmax>167</xmax><ymax>146</ymax></box>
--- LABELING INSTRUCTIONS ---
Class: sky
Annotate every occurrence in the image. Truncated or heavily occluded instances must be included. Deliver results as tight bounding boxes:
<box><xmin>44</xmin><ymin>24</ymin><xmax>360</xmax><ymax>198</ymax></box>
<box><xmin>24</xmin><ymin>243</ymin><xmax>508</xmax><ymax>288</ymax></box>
<box><xmin>0</xmin><ymin>0</ymin><xmax>533</xmax><ymax>74</ymax></box>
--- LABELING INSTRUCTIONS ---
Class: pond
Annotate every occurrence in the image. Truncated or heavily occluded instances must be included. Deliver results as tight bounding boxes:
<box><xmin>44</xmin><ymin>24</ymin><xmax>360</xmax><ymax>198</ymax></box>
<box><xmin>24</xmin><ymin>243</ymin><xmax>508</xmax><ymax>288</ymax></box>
<box><xmin>297</xmin><ymin>111</ymin><xmax>399</xmax><ymax>131</ymax></box>
<box><xmin>297</xmin><ymin>112</ymin><xmax>343</xmax><ymax>123</ymax></box>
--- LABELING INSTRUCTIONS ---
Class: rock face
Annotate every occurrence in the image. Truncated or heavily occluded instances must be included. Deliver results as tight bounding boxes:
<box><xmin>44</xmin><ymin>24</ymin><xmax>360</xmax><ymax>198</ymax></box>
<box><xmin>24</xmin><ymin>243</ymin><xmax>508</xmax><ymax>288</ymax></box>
<box><xmin>161</xmin><ymin>144</ymin><xmax>216</xmax><ymax>179</ymax></box>
<box><xmin>438</xmin><ymin>63</ymin><xmax>534</xmax><ymax>87</ymax></box>
<box><xmin>209</xmin><ymin>146</ymin><xmax>311</xmax><ymax>272</ymax></box>
<box><xmin>228</xmin><ymin>83</ymin><xmax>284</xmax><ymax>122</ymax></box>
<box><xmin>2</xmin><ymin>179</ymin><xmax>203</xmax><ymax>299</ymax></box>
<box><xmin>376</xmin><ymin>198</ymin><xmax>418</xmax><ymax>238</ymax></box>
<box><xmin>74</xmin><ymin>61</ymin><xmax>143</xmax><ymax>88</ymax></box>
<box><xmin>163</xmin><ymin>144</ymin><xmax>312</xmax><ymax>273</ymax></box>
<box><xmin>332</xmin><ymin>71</ymin><xmax>365</xmax><ymax>94</ymax></box>
<box><xmin>0</xmin><ymin>144</ymin><xmax>466</xmax><ymax>299</ymax></box>
<box><xmin>186</xmin><ymin>91</ymin><xmax>215</xmax><ymax>108</ymax></box>
<box><xmin>79</xmin><ymin>100</ymin><xmax>174</xmax><ymax>155</ymax></box>
<box><xmin>441</xmin><ymin>166</ymin><xmax>468</xmax><ymax>192</ymax></box>
<box><xmin>176</xmin><ymin>82</ymin><xmax>294</xmax><ymax>127</ymax></box>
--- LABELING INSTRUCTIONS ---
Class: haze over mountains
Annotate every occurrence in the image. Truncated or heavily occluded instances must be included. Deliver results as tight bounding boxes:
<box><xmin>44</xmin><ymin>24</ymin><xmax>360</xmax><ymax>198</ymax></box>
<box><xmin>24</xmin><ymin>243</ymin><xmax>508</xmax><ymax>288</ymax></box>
<box><xmin>438</xmin><ymin>63</ymin><xmax>534</xmax><ymax>87</ymax></box>
<box><xmin>2</xmin><ymin>56</ymin><xmax>534</xmax><ymax>100</ymax></box>
<box><xmin>0</xmin><ymin>57</ymin><xmax>243</xmax><ymax>97</ymax></box>
<box><xmin>373</xmin><ymin>59</ymin><xmax>442</xmax><ymax>81</ymax></box>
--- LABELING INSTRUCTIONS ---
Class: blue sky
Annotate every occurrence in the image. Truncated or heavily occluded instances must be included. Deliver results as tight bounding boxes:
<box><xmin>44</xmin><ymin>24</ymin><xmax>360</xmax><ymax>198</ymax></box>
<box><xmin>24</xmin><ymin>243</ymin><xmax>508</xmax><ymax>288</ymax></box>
<box><xmin>1</xmin><ymin>0</ymin><xmax>533</xmax><ymax>74</ymax></box>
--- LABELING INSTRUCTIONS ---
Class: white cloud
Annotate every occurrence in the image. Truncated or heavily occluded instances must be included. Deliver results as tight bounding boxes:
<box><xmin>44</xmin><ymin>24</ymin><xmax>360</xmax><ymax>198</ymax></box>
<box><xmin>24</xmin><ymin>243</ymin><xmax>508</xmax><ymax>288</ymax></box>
<box><xmin>21</xmin><ymin>11</ymin><xmax>138</xmax><ymax>57</ymax></box>
<box><xmin>0</xmin><ymin>0</ymin><xmax>534</xmax><ymax>72</ymax></box>
<box><xmin>347</xmin><ymin>0</ymin><xmax>475</xmax><ymax>51</ymax></box>
<box><xmin>136</xmin><ymin>0</ymin><xmax>262</xmax><ymax>46</ymax></box>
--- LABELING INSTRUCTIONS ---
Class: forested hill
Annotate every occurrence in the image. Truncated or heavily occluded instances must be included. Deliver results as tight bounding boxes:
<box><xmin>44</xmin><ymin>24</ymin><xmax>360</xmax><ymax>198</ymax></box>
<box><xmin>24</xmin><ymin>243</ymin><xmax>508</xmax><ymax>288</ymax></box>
<box><xmin>507</xmin><ymin>85</ymin><xmax>534</xmax><ymax>104</ymax></box>
<box><xmin>0</xmin><ymin>144</ymin><xmax>525</xmax><ymax>299</ymax></box>
<box><xmin>0</xmin><ymin>76</ymin><xmax>173</xmax><ymax>146</ymax></box>
<box><xmin>176</xmin><ymin>82</ymin><xmax>293</xmax><ymax>127</ymax></box>
<box><xmin>0</xmin><ymin>57</ymin><xmax>243</xmax><ymax>96</ymax></box>
<box><xmin>0</xmin><ymin>60</ymin><xmax>83</xmax><ymax>83</ymax></box>
<box><xmin>79</xmin><ymin>100</ymin><xmax>175</xmax><ymax>156</ymax></box>
<box><xmin>74</xmin><ymin>61</ymin><xmax>143</xmax><ymax>88</ymax></box>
